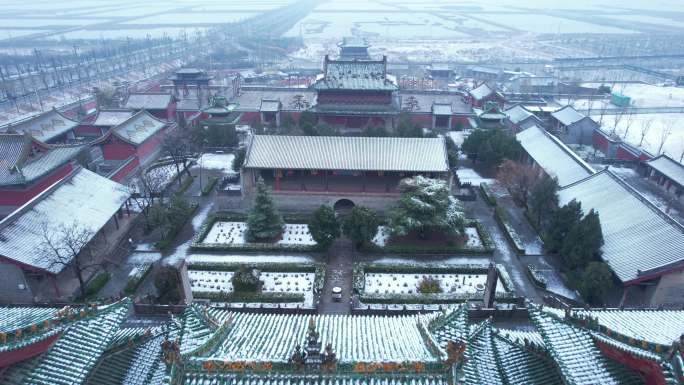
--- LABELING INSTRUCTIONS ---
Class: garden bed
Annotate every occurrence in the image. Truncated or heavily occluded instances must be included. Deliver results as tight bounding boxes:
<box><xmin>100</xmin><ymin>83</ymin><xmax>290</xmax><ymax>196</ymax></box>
<box><xmin>190</xmin><ymin>212</ymin><xmax>323</xmax><ymax>252</ymax></box>
<box><xmin>352</xmin><ymin>262</ymin><xmax>518</xmax><ymax>305</ymax></box>
<box><xmin>186</xmin><ymin>262</ymin><xmax>325</xmax><ymax>308</ymax></box>
<box><xmin>365</xmin><ymin>221</ymin><xmax>494</xmax><ymax>255</ymax></box>
<box><xmin>123</xmin><ymin>263</ymin><xmax>153</xmax><ymax>295</ymax></box>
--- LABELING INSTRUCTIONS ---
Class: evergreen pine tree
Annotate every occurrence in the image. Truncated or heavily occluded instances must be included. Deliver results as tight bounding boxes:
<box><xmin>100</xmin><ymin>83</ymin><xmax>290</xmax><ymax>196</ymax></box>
<box><xmin>246</xmin><ymin>178</ymin><xmax>284</xmax><ymax>241</ymax></box>
<box><xmin>578</xmin><ymin>261</ymin><xmax>613</xmax><ymax>304</ymax></box>
<box><xmin>342</xmin><ymin>206</ymin><xmax>380</xmax><ymax>248</ymax></box>
<box><xmin>308</xmin><ymin>205</ymin><xmax>340</xmax><ymax>249</ymax></box>
<box><xmin>546</xmin><ymin>199</ymin><xmax>582</xmax><ymax>253</ymax></box>
<box><xmin>528</xmin><ymin>175</ymin><xmax>559</xmax><ymax>227</ymax></box>
<box><xmin>560</xmin><ymin>209</ymin><xmax>604</xmax><ymax>270</ymax></box>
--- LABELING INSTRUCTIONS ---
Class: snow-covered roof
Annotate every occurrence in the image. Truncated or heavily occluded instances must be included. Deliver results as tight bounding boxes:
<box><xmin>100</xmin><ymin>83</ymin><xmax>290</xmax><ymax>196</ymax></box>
<box><xmin>232</xmin><ymin>88</ymin><xmax>316</xmax><ymax>112</ymax></box>
<box><xmin>646</xmin><ymin>154</ymin><xmax>684</xmax><ymax>187</ymax></box>
<box><xmin>313</xmin><ymin>56</ymin><xmax>398</xmax><ymax>91</ymax></box>
<box><xmin>1</xmin><ymin>108</ymin><xmax>78</xmax><ymax>143</ymax></box>
<box><xmin>529</xmin><ymin>306</ymin><xmax>639</xmax><ymax>385</ymax></box>
<box><xmin>123</xmin><ymin>93</ymin><xmax>174</xmax><ymax>110</ymax></box>
<box><xmin>399</xmin><ymin>92</ymin><xmax>472</xmax><ymax>114</ymax></box>
<box><xmin>22</xmin><ymin>299</ymin><xmax>131</xmax><ymax>385</ymax></box>
<box><xmin>259</xmin><ymin>99</ymin><xmax>281</xmax><ymax>113</ymax></box>
<box><xmin>558</xmin><ymin>170</ymin><xmax>684</xmax><ymax>283</ymax></box>
<box><xmin>244</xmin><ymin>135</ymin><xmax>449</xmax><ymax>172</ymax></box>
<box><xmin>112</xmin><ymin>110</ymin><xmax>168</xmax><ymax>145</ymax></box>
<box><xmin>432</xmin><ymin>103</ymin><xmax>452</xmax><ymax>116</ymax></box>
<box><xmin>92</xmin><ymin>109</ymin><xmax>135</xmax><ymax>127</ymax></box>
<box><xmin>551</xmin><ymin>105</ymin><xmax>586</xmax><ymax>126</ymax></box>
<box><xmin>516</xmin><ymin>125</ymin><xmax>595</xmax><ymax>187</ymax></box>
<box><xmin>0</xmin><ymin>307</ymin><xmax>57</xmax><ymax>333</ymax></box>
<box><xmin>0</xmin><ymin>168</ymin><xmax>129</xmax><ymax>273</ymax></box>
<box><xmin>505</xmin><ymin>105</ymin><xmax>537</xmax><ymax>125</ymax></box>
<box><xmin>468</xmin><ymin>83</ymin><xmax>494</xmax><ymax>101</ymax></box>
<box><xmin>571</xmin><ymin>308</ymin><xmax>684</xmax><ymax>346</ymax></box>
<box><xmin>0</xmin><ymin>133</ymin><xmax>84</xmax><ymax>187</ymax></box>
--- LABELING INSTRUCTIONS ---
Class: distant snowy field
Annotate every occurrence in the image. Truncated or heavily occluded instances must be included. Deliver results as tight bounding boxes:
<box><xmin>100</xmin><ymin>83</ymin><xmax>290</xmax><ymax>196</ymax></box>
<box><xmin>196</xmin><ymin>153</ymin><xmax>236</xmax><ymax>174</ymax></box>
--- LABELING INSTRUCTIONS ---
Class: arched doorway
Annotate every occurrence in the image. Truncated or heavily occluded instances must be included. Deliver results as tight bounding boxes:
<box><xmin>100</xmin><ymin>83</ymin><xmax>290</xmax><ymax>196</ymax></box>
<box><xmin>333</xmin><ymin>199</ymin><xmax>355</xmax><ymax>216</ymax></box>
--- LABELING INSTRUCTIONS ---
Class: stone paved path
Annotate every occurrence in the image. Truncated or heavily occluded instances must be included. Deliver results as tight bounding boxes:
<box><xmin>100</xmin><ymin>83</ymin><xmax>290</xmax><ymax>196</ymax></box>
<box><xmin>318</xmin><ymin>238</ymin><xmax>354</xmax><ymax>315</ymax></box>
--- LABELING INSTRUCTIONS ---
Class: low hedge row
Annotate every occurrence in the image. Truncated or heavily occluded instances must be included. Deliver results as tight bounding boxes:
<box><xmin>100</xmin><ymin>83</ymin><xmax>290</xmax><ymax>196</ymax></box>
<box><xmin>479</xmin><ymin>183</ymin><xmax>497</xmax><ymax>206</ymax></box>
<box><xmin>526</xmin><ymin>264</ymin><xmax>548</xmax><ymax>288</ymax></box>
<box><xmin>193</xmin><ymin>291</ymin><xmax>305</xmax><ymax>303</ymax></box>
<box><xmin>494</xmin><ymin>207</ymin><xmax>526</xmax><ymax>254</ymax></box>
<box><xmin>77</xmin><ymin>271</ymin><xmax>111</xmax><ymax>301</ymax></box>
<box><xmin>123</xmin><ymin>263</ymin><xmax>153</xmax><ymax>295</ymax></box>
<box><xmin>201</xmin><ymin>177</ymin><xmax>219</xmax><ymax>196</ymax></box>
<box><xmin>359</xmin><ymin>291</ymin><xmax>520</xmax><ymax>305</ymax></box>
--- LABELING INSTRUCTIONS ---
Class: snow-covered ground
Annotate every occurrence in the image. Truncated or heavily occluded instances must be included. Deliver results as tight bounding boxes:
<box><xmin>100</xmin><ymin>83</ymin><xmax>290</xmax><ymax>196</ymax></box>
<box><xmin>447</xmin><ymin>130</ymin><xmax>471</xmax><ymax>147</ymax></box>
<box><xmin>186</xmin><ymin>254</ymin><xmax>315</xmax><ymax>265</ymax></box>
<box><xmin>188</xmin><ymin>270</ymin><xmax>315</xmax><ymax>306</ymax></box>
<box><xmin>580</xmin><ymin>83</ymin><xmax>684</xmax><ymax>108</ymax></box>
<box><xmin>599</xmin><ymin>113</ymin><xmax>684</xmax><ymax>159</ymax></box>
<box><xmin>203</xmin><ymin>222</ymin><xmax>316</xmax><ymax>245</ymax></box>
<box><xmin>456</xmin><ymin>167</ymin><xmax>495</xmax><ymax>185</ymax></box>
<box><xmin>145</xmin><ymin>163</ymin><xmax>183</xmax><ymax>189</ymax></box>
<box><xmin>371</xmin><ymin>226</ymin><xmax>482</xmax><ymax>248</ymax></box>
<box><xmin>196</xmin><ymin>153</ymin><xmax>236</xmax><ymax>174</ymax></box>
<box><xmin>363</xmin><ymin>272</ymin><xmax>506</xmax><ymax>296</ymax></box>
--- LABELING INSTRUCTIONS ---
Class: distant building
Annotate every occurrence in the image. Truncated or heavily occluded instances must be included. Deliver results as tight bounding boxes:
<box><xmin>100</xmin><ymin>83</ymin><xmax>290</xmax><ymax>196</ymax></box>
<box><xmin>504</xmin><ymin>105</ymin><xmax>543</xmax><ymax>133</ymax></box>
<box><xmin>428</xmin><ymin>63</ymin><xmax>452</xmax><ymax>79</ymax></box>
<box><xmin>168</xmin><ymin>67</ymin><xmax>213</xmax><ymax>108</ymax></box>
<box><xmin>399</xmin><ymin>91</ymin><xmax>473</xmax><ymax>130</ymax></box>
<box><xmin>98</xmin><ymin>110</ymin><xmax>175</xmax><ymax>182</ymax></box>
<box><xmin>550</xmin><ymin>105</ymin><xmax>598</xmax><ymax>145</ymax></box>
<box><xmin>311</xmin><ymin>55</ymin><xmax>399</xmax><ymax>132</ymax></box>
<box><xmin>123</xmin><ymin>92</ymin><xmax>176</xmax><ymax>121</ymax></box>
<box><xmin>82</xmin><ymin>109</ymin><xmax>135</xmax><ymax>138</ymax></box>
<box><xmin>231</xmin><ymin>86</ymin><xmax>317</xmax><ymax>127</ymax></box>
<box><xmin>467</xmin><ymin>83</ymin><xmax>504</xmax><ymax>108</ymax></box>
<box><xmin>0</xmin><ymin>167</ymin><xmax>130</xmax><ymax>301</ymax></box>
<box><xmin>0</xmin><ymin>108</ymin><xmax>79</xmax><ymax>144</ymax></box>
<box><xmin>643</xmin><ymin>154</ymin><xmax>684</xmax><ymax>204</ymax></box>
<box><xmin>240</xmin><ymin>135</ymin><xmax>450</xmax><ymax>211</ymax></box>
<box><xmin>337</xmin><ymin>37</ymin><xmax>371</xmax><ymax>60</ymax></box>
<box><xmin>0</xmin><ymin>133</ymin><xmax>85</xmax><ymax>217</ymax></box>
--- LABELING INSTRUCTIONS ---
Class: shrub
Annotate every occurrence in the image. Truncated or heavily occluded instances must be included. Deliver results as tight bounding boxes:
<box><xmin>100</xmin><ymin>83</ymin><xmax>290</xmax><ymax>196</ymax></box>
<box><xmin>342</xmin><ymin>206</ymin><xmax>380</xmax><ymax>248</ymax></box>
<box><xmin>308</xmin><ymin>205</ymin><xmax>340</xmax><ymax>249</ymax></box>
<box><xmin>231</xmin><ymin>265</ymin><xmax>260</xmax><ymax>292</ymax></box>
<box><xmin>526</xmin><ymin>264</ymin><xmax>547</xmax><ymax>288</ymax></box>
<box><xmin>78</xmin><ymin>271</ymin><xmax>110</xmax><ymax>300</ymax></box>
<box><xmin>123</xmin><ymin>264</ymin><xmax>153</xmax><ymax>295</ymax></box>
<box><xmin>201</xmin><ymin>177</ymin><xmax>219</xmax><ymax>196</ymax></box>
<box><xmin>479</xmin><ymin>183</ymin><xmax>497</xmax><ymax>206</ymax></box>
<box><xmin>418</xmin><ymin>277</ymin><xmax>443</xmax><ymax>294</ymax></box>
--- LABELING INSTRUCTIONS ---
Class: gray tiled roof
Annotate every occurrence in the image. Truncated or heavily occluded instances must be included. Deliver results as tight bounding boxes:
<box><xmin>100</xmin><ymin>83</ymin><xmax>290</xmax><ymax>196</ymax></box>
<box><xmin>232</xmin><ymin>88</ymin><xmax>316</xmax><ymax>112</ymax></box>
<box><xmin>399</xmin><ymin>92</ymin><xmax>472</xmax><ymax>115</ymax></box>
<box><xmin>1</xmin><ymin>109</ymin><xmax>78</xmax><ymax>143</ymax></box>
<box><xmin>571</xmin><ymin>308</ymin><xmax>684</xmax><ymax>346</ymax></box>
<box><xmin>0</xmin><ymin>134</ymin><xmax>84</xmax><ymax>187</ymax></box>
<box><xmin>432</xmin><ymin>103</ymin><xmax>453</xmax><ymax>116</ymax></box>
<box><xmin>551</xmin><ymin>105</ymin><xmax>586</xmax><ymax>126</ymax></box>
<box><xmin>505</xmin><ymin>105</ymin><xmax>536</xmax><ymax>125</ymax></box>
<box><xmin>646</xmin><ymin>155</ymin><xmax>684</xmax><ymax>187</ymax></box>
<box><xmin>469</xmin><ymin>83</ymin><xmax>494</xmax><ymax>101</ymax></box>
<box><xmin>244</xmin><ymin>135</ymin><xmax>448</xmax><ymax>172</ymax></box>
<box><xmin>516</xmin><ymin>125</ymin><xmax>595</xmax><ymax>187</ymax></box>
<box><xmin>259</xmin><ymin>99</ymin><xmax>281</xmax><ymax>113</ymax></box>
<box><xmin>558</xmin><ymin>170</ymin><xmax>684</xmax><ymax>282</ymax></box>
<box><xmin>0</xmin><ymin>168</ymin><xmax>129</xmax><ymax>272</ymax></box>
<box><xmin>92</xmin><ymin>109</ymin><xmax>134</xmax><ymax>127</ymax></box>
<box><xmin>124</xmin><ymin>93</ymin><xmax>174</xmax><ymax>110</ymax></box>
<box><xmin>314</xmin><ymin>58</ymin><xmax>398</xmax><ymax>91</ymax></box>
<box><xmin>112</xmin><ymin>110</ymin><xmax>168</xmax><ymax>145</ymax></box>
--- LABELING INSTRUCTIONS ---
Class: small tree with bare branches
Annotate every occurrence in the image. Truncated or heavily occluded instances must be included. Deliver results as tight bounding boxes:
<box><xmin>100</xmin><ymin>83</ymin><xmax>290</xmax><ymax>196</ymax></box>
<box><xmin>38</xmin><ymin>221</ymin><xmax>101</xmax><ymax>297</ymax></box>
<box><xmin>497</xmin><ymin>160</ymin><xmax>539</xmax><ymax>208</ymax></box>
<box><xmin>162</xmin><ymin>130</ymin><xmax>193</xmax><ymax>186</ymax></box>
<box><xmin>638</xmin><ymin>117</ymin><xmax>655</xmax><ymax>147</ymax></box>
<box><xmin>656</xmin><ymin>118</ymin><xmax>674</xmax><ymax>155</ymax></box>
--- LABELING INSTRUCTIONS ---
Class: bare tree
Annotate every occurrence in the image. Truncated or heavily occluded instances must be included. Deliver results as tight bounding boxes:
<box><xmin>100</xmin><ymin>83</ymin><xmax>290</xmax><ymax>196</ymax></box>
<box><xmin>121</xmin><ymin>168</ymin><xmax>168</xmax><ymax>231</ymax></box>
<box><xmin>638</xmin><ymin>117</ymin><xmax>655</xmax><ymax>147</ymax></box>
<box><xmin>620</xmin><ymin>110</ymin><xmax>635</xmax><ymax>141</ymax></box>
<box><xmin>38</xmin><ymin>221</ymin><xmax>100</xmax><ymax>297</ymax></box>
<box><xmin>656</xmin><ymin>118</ymin><xmax>675</xmax><ymax>155</ymax></box>
<box><xmin>162</xmin><ymin>130</ymin><xmax>193</xmax><ymax>186</ymax></box>
<box><xmin>609</xmin><ymin>107</ymin><xmax>628</xmax><ymax>137</ymax></box>
<box><xmin>497</xmin><ymin>160</ymin><xmax>539</xmax><ymax>208</ymax></box>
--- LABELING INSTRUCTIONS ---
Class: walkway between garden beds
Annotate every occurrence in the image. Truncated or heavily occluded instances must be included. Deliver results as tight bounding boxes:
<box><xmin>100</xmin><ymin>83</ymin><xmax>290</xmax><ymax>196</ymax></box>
<box><xmin>319</xmin><ymin>238</ymin><xmax>354</xmax><ymax>315</ymax></box>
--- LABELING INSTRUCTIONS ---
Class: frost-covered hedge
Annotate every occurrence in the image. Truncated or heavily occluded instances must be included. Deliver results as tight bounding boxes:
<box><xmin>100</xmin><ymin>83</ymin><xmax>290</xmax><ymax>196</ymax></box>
<box><xmin>123</xmin><ymin>263</ymin><xmax>153</xmax><ymax>295</ymax></box>
<box><xmin>352</xmin><ymin>262</ymin><xmax>519</xmax><ymax>305</ymax></box>
<box><xmin>479</xmin><ymin>183</ymin><xmax>497</xmax><ymax>206</ymax></box>
<box><xmin>154</xmin><ymin>202</ymin><xmax>199</xmax><ymax>250</ymax></box>
<box><xmin>526</xmin><ymin>264</ymin><xmax>548</xmax><ymax>288</ymax></box>
<box><xmin>494</xmin><ymin>207</ymin><xmax>525</xmax><ymax>254</ymax></box>
<box><xmin>193</xmin><ymin>291</ymin><xmax>305</xmax><ymax>303</ymax></box>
